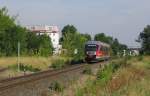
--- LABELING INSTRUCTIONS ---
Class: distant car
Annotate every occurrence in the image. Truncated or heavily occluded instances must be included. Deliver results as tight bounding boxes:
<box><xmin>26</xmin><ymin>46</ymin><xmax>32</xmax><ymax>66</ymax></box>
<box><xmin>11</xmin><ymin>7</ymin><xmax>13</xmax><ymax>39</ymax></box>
<box><xmin>84</xmin><ymin>41</ymin><xmax>110</xmax><ymax>63</ymax></box>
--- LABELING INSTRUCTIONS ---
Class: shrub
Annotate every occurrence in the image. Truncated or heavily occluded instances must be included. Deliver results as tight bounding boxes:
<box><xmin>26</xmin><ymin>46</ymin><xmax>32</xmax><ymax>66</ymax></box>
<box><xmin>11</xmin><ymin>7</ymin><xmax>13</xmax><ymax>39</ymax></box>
<box><xmin>48</xmin><ymin>81</ymin><xmax>64</xmax><ymax>92</ymax></box>
<box><xmin>51</xmin><ymin>59</ymin><xmax>66</xmax><ymax>69</ymax></box>
<box><xmin>111</xmin><ymin>62</ymin><xmax>121</xmax><ymax>72</ymax></box>
<box><xmin>96</xmin><ymin>64</ymin><xmax>113</xmax><ymax>85</ymax></box>
<box><xmin>82</xmin><ymin>65</ymin><xmax>92</xmax><ymax>75</ymax></box>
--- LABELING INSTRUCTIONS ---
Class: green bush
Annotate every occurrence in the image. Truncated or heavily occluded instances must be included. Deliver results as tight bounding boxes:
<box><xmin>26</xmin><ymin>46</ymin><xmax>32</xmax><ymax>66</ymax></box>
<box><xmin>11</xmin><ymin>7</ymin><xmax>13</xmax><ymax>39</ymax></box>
<box><xmin>82</xmin><ymin>65</ymin><xmax>92</xmax><ymax>75</ymax></box>
<box><xmin>51</xmin><ymin>59</ymin><xmax>66</xmax><ymax>69</ymax></box>
<box><xmin>111</xmin><ymin>62</ymin><xmax>121</xmax><ymax>72</ymax></box>
<box><xmin>96</xmin><ymin>64</ymin><xmax>113</xmax><ymax>85</ymax></box>
<box><xmin>49</xmin><ymin>81</ymin><xmax>64</xmax><ymax>92</ymax></box>
<box><xmin>96</xmin><ymin>61</ymin><xmax>123</xmax><ymax>85</ymax></box>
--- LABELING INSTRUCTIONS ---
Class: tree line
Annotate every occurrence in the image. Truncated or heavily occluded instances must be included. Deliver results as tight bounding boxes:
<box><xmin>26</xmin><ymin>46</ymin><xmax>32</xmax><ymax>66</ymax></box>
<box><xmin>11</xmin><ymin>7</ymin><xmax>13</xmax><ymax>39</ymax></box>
<box><xmin>138</xmin><ymin>25</ymin><xmax>150</xmax><ymax>55</ymax></box>
<box><xmin>0</xmin><ymin>7</ymin><xmax>128</xmax><ymax>57</ymax></box>
<box><xmin>61</xmin><ymin>25</ymin><xmax>128</xmax><ymax>60</ymax></box>
<box><xmin>1</xmin><ymin>7</ymin><xmax>149</xmax><ymax>57</ymax></box>
<box><xmin>0</xmin><ymin>7</ymin><xmax>53</xmax><ymax>56</ymax></box>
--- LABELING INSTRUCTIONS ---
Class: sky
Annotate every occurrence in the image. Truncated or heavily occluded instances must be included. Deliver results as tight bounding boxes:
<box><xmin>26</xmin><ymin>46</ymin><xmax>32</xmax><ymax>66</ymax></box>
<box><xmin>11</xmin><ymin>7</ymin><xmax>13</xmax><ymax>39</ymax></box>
<box><xmin>0</xmin><ymin>0</ymin><xmax>150</xmax><ymax>47</ymax></box>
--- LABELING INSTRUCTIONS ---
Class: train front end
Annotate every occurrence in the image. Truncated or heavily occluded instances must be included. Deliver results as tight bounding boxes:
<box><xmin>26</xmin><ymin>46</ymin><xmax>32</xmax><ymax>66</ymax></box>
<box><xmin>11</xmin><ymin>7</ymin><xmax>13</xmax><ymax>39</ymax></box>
<box><xmin>84</xmin><ymin>41</ymin><xmax>110</xmax><ymax>63</ymax></box>
<box><xmin>85</xmin><ymin>43</ymin><xmax>99</xmax><ymax>62</ymax></box>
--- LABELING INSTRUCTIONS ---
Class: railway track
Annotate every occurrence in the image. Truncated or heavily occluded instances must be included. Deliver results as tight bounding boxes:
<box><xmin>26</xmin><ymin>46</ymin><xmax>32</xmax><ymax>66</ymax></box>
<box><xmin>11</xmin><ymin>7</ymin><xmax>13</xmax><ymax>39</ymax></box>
<box><xmin>0</xmin><ymin>68</ymin><xmax>8</xmax><ymax>72</ymax></box>
<box><xmin>0</xmin><ymin>64</ymin><xmax>86</xmax><ymax>91</ymax></box>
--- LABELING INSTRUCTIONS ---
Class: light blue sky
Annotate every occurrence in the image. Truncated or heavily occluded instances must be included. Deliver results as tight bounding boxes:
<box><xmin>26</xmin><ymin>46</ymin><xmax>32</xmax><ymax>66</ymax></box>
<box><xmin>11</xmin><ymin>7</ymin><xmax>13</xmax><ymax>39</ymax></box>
<box><xmin>1</xmin><ymin>0</ymin><xmax>150</xmax><ymax>46</ymax></box>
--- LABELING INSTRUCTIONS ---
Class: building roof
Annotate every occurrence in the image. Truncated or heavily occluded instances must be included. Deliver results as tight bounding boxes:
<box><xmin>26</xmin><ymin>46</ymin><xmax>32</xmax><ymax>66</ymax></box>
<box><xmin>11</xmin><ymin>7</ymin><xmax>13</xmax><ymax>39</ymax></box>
<box><xmin>26</xmin><ymin>25</ymin><xmax>59</xmax><ymax>33</ymax></box>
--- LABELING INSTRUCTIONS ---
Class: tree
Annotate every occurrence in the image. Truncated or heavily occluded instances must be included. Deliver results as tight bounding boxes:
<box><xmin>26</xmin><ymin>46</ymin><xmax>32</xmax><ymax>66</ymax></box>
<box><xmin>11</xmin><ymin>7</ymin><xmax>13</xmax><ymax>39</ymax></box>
<box><xmin>26</xmin><ymin>33</ymin><xmax>53</xmax><ymax>56</ymax></box>
<box><xmin>62</xmin><ymin>25</ymin><xmax>77</xmax><ymax>36</ymax></box>
<box><xmin>138</xmin><ymin>25</ymin><xmax>150</xmax><ymax>54</ymax></box>
<box><xmin>61</xmin><ymin>25</ymin><xmax>77</xmax><ymax>55</ymax></box>
<box><xmin>94</xmin><ymin>33</ymin><xmax>113</xmax><ymax>44</ymax></box>
<box><xmin>0</xmin><ymin>7</ymin><xmax>15</xmax><ymax>33</ymax></box>
<box><xmin>81</xmin><ymin>33</ymin><xmax>91</xmax><ymax>41</ymax></box>
<box><xmin>38</xmin><ymin>34</ymin><xmax>53</xmax><ymax>56</ymax></box>
<box><xmin>26</xmin><ymin>32</ymin><xmax>39</xmax><ymax>55</ymax></box>
<box><xmin>0</xmin><ymin>7</ymin><xmax>53</xmax><ymax>56</ymax></box>
<box><xmin>0</xmin><ymin>25</ymin><xmax>27</xmax><ymax>56</ymax></box>
<box><xmin>61</xmin><ymin>25</ymin><xmax>88</xmax><ymax>60</ymax></box>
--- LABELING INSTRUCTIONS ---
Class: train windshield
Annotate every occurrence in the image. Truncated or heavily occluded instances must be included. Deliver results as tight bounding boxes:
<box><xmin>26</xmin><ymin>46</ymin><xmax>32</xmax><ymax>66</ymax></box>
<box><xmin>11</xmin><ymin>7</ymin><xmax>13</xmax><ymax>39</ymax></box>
<box><xmin>85</xmin><ymin>44</ymin><xmax>97</xmax><ymax>51</ymax></box>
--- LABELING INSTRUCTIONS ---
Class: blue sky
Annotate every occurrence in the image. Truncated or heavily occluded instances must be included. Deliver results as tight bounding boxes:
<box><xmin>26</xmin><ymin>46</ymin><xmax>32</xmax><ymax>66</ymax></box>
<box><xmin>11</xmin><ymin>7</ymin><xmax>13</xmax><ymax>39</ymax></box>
<box><xmin>1</xmin><ymin>0</ymin><xmax>150</xmax><ymax>46</ymax></box>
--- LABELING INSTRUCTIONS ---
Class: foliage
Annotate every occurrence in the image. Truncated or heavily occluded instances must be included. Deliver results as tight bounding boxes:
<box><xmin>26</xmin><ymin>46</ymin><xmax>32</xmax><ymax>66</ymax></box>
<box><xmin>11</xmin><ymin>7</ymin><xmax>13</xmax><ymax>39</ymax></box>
<box><xmin>0</xmin><ymin>7</ymin><xmax>15</xmax><ymax>32</ymax></box>
<box><xmin>94</xmin><ymin>33</ymin><xmax>113</xmax><ymax>44</ymax></box>
<box><xmin>62</xmin><ymin>25</ymin><xmax>77</xmax><ymax>37</ymax></box>
<box><xmin>0</xmin><ymin>7</ymin><xmax>53</xmax><ymax>56</ymax></box>
<box><xmin>38</xmin><ymin>34</ymin><xmax>53</xmax><ymax>56</ymax></box>
<box><xmin>138</xmin><ymin>25</ymin><xmax>150</xmax><ymax>55</ymax></box>
<box><xmin>80</xmin><ymin>33</ymin><xmax>91</xmax><ymax>41</ymax></box>
<box><xmin>26</xmin><ymin>32</ymin><xmax>39</xmax><ymax>55</ymax></box>
<box><xmin>96</xmin><ymin>60</ymin><xmax>126</xmax><ymax>85</ymax></box>
<box><xmin>73</xmin><ymin>57</ymin><xmax>150</xmax><ymax>96</ymax></box>
<box><xmin>1</xmin><ymin>25</ymin><xmax>27</xmax><ymax>56</ymax></box>
<box><xmin>96</xmin><ymin>64</ymin><xmax>113</xmax><ymax>85</ymax></box>
<box><xmin>61</xmin><ymin>25</ymin><xmax>89</xmax><ymax>60</ymax></box>
<box><xmin>51</xmin><ymin>59</ymin><xmax>66</xmax><ymax>69</ymax></box>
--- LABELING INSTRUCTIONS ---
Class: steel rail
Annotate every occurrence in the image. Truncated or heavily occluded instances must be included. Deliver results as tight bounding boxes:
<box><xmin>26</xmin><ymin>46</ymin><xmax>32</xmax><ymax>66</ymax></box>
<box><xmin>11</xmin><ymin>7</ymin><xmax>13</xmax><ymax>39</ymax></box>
<box><xmin>0</xmin><ymin>64</ymin><xmax>85</xmax><ymax>91</ymax></box>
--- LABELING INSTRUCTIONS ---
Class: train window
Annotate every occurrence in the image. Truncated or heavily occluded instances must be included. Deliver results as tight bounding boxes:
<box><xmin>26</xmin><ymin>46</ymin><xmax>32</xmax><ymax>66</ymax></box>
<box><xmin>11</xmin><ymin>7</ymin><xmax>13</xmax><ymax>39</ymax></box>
<box><xmin>85</xmin><ymin>44</ymin><xmax>97</xmax><ymax>51</ymax></box>
<box><xmin>102</xmin><ymin>47</ymin><xmax>103</xmax><ymax>51</ymax></box>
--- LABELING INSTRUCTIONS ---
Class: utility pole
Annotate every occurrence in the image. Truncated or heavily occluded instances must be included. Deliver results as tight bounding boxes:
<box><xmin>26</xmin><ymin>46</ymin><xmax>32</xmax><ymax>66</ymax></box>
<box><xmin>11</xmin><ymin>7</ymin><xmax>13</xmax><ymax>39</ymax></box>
<box><xmin>90</xmin><ymin>31</ymin><xmax>94</xmax><ymax>41</ymax></box>
<box><xmin>17</xmin><ymin>42</ymin><xmax>20</xmax><ymax>72</ymax></box>
<box><xmin>123</xmin><ymin>50</ymin><xmax>126</xmax><ymax>57</ymax></box>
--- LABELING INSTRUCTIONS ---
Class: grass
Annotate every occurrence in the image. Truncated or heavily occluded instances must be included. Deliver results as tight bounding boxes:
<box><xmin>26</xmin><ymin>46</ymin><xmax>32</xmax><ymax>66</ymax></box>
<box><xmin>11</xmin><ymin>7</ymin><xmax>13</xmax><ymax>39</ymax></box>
<box><xmin>50</xmin><ymin>59</ymin><xmax>66</xmax><ymax>69</ymax></box>
<box><xmin>0</xmin><ymin>56</ymin><xmax>71</xmax><ymax>79</ymax></box>
<box><xmin>0</xmin><ymin>56</ymin><xmax>71</xmax><ymax>70</ymax></box>
<box><xmin>8</xmin><ymin>64</ymin><xmax>41</xmax><ymax>72</ymax></box>
<box><xmin>61</xmin><ymin>56</ymin><xmax>150</xmax><ymax>96</ymax></box>
<box><xmin>0</xmin><ymin>57</ymin><xmax>52</xmax><ymax>70</ymax></box>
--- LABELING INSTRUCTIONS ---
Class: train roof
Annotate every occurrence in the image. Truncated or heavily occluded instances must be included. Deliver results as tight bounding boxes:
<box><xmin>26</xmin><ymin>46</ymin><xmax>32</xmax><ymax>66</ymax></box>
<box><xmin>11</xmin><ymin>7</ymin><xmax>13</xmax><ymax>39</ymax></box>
<box><xmin>85</xmin><ymin>41</ymin><xmax>110</xmax><ymax>47</ymax></box>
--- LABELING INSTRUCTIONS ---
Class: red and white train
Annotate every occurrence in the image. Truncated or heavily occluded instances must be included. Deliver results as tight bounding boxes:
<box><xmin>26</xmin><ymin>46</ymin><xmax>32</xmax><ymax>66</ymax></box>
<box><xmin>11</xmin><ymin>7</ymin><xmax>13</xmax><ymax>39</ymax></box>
<box><xmin>85</xmin><ymin>41</ymin><xmax>110</xmax><ymax>62</ymax></box>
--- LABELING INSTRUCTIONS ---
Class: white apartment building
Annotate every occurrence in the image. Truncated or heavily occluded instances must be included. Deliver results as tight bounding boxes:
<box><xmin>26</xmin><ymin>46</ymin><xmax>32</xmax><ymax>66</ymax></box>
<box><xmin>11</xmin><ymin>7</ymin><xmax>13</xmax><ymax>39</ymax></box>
<box><xmin>26</xmin><ymin>25</ymin><xmax>61</xmax><ymax>54</ymax></box>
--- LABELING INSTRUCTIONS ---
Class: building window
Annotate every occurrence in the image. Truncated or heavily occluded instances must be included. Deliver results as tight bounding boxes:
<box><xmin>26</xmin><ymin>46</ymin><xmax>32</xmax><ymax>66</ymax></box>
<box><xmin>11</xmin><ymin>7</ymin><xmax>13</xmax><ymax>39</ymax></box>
<box><xmin>53</xmin><ymin>39</ymin><xmax>55</xmax><ymax>42</ymax></box>
<box><xmin>53</xmin><ymin>33</ymin><xmax>55</xmax><ymax>36</ymax></box>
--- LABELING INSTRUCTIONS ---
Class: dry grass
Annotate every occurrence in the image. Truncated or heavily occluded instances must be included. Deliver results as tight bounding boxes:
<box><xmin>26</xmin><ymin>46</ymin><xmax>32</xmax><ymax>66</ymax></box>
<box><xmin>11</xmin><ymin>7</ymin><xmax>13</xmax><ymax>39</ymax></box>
<box><xmin>0</xmin><ymin>57</ymin><xmax>52</xmax><ymax>70</ymax></box>
<box><xmin>0</xmin><ymin>56</ymin><xmax>70</xmax><ymax>79</ymax></box>
<box><xmin>107</xmin><ymin>67</ymin><xmax>146</xmax><ymax>92</ymax></box>
<box><xmin>106</xmin><ymin>56</ymin><xmax>150</xmax><ymax>95</ymax></box>
<box><xmin>0</xmin><ymin>56</ymin><xmax>69</xmax><ymax>70</ymax></box>
<box><xmin>59</xmin><ymin>56</ymin><xmax>150</xmax><ymax>96</ymax></box>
